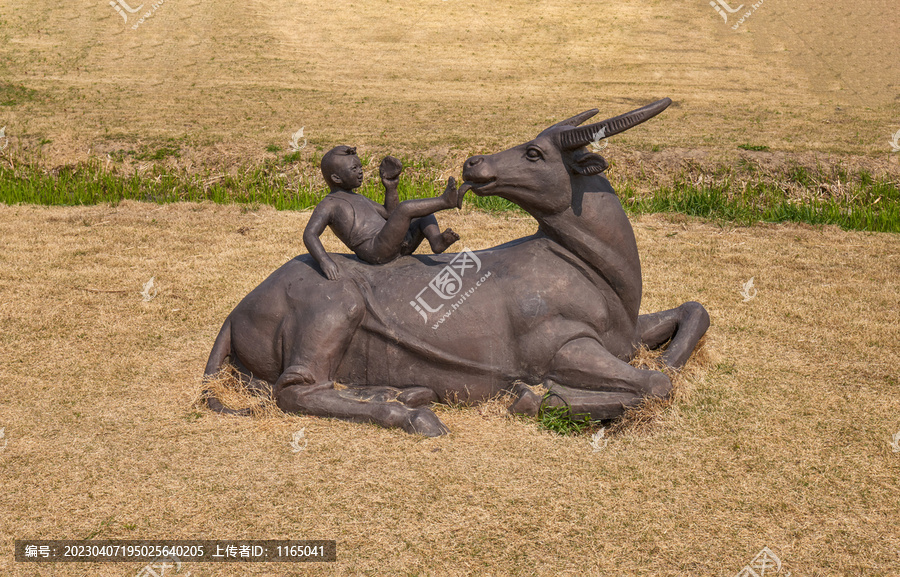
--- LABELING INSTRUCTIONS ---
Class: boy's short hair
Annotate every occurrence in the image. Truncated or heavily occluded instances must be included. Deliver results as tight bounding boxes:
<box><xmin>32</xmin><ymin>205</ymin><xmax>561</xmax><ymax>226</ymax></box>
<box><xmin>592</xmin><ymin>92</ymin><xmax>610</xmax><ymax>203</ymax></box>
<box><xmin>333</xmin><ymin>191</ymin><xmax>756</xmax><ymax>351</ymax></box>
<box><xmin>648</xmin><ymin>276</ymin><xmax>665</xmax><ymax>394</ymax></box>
<box><xmin>321</xmin><ymin>145</ymin><xmax>358</xmax><ymax>184</ymax></box>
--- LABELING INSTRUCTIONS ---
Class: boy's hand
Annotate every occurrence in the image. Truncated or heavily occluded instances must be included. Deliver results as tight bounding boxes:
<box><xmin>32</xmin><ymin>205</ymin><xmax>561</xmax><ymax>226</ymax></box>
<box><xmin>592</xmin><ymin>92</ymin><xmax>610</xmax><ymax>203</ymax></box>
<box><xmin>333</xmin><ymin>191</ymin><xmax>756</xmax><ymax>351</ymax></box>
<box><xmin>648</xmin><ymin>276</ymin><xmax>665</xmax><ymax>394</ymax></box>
<box><xmin>379</xmin><ymin>156</ymin><xmax>403</xmax><ymax>182</ymax></box>
<box><xmin>321</xmin><ymin>257</ymin><xmax>340</xmax><ymax>280</ymax></box>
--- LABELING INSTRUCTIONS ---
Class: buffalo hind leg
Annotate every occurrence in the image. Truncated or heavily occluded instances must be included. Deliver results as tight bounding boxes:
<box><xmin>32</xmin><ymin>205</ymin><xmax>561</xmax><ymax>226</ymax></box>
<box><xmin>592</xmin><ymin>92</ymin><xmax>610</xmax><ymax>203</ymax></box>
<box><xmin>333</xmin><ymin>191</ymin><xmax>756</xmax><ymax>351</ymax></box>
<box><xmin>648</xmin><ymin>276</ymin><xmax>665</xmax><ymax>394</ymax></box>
<box><xmin>276</xmin><ymin>366</ymin><xmax>448</xmax><ymax>436</ymax></box>
<box><xmin>637</xmin><ymin>301</ymin><xmax>710</xmax><ymax>370</ymax></box>
<box><xmin>509</xmin><ymin>337</ymin><xmax>671</xmax><ymax>420</ymax></box>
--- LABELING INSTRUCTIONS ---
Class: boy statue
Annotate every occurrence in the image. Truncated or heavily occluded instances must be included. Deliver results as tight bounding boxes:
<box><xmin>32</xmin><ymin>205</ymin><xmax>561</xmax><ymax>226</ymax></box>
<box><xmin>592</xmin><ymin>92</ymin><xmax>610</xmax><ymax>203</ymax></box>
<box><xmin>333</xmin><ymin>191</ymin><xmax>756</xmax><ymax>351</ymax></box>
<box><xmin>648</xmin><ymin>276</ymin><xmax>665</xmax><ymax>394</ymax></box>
<box><xmin>303</xmin><ymin>145</ymin><xmax>465</xmax><ymax>280</ymax></box>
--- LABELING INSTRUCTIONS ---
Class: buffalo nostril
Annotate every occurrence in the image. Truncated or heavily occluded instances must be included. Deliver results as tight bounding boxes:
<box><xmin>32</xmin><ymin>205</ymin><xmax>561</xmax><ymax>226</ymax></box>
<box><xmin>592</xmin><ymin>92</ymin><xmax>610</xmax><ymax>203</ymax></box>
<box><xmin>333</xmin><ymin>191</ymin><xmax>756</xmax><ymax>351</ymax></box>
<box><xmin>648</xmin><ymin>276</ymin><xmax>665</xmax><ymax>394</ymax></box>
<box><xmin>466</xmin><ymin>156</ymin><xmax>483</xmax><ymax>167</ymax></box>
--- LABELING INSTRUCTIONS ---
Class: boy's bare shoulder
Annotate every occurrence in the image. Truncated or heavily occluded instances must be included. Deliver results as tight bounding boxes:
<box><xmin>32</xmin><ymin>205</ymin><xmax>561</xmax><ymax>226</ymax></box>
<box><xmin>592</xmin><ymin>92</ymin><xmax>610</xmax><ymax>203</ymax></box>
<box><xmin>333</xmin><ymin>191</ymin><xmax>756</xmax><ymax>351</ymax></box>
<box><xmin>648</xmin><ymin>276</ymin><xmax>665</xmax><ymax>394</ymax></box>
<box><xmin>313</xmin><ymin>193</ymin><xmax>340</xmax><ymax>209</ymax></box>
<box><xmin>310</xmin><ymin>193</ymin><xmax>351</xmax><ymax>216</ymax></box>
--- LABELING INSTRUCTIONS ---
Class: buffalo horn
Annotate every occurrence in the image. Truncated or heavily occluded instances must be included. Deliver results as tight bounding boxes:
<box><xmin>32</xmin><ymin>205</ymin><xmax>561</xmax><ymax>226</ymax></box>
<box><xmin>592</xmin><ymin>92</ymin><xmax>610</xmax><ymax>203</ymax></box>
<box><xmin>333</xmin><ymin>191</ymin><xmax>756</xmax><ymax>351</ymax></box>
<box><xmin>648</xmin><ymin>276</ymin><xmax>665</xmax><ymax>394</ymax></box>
<box><xmin>558</xmin><ymin>98</ymin><xmax>672</xmax><ymax>150</ymax></box>
<box><xmin>537</xmin><ymin>109</ymin><xmax>600</xmax><ymax>137</ymax></box>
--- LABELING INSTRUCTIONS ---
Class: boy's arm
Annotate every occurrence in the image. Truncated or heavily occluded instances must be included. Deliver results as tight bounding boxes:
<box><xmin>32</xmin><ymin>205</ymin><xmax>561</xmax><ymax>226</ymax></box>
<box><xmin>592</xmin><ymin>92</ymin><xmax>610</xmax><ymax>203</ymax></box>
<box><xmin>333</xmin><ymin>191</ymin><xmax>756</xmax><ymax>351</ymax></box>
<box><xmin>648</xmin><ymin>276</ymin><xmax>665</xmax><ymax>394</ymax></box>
<box><xmin>380</xmin><ymin>156</ymin><xmax>402</xmax><ymax>214</ymax></box>
<box><xmin>303</xmin><ymin>204</ymin><xmax>341</xmax><ymax>280</ymax></box>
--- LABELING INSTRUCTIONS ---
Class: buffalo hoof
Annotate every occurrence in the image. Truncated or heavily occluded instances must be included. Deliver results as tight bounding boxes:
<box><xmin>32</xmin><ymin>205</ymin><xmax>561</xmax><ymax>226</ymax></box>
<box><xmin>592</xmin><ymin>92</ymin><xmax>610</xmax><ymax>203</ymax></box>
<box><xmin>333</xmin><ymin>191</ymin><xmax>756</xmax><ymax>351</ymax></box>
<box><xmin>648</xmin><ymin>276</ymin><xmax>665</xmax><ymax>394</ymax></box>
<box><xmin>204</xmin><ymin>389</ymin><xmax>253</xmax><ymax>416</ymax></box>
<box><xmin>404</xmin><ymin>408</ymin><xmax>449</xmax><ymax>437</ymax></box>
<box><xmin>507</xmin><ymin>382</ymin><xmax>541</xmax><ymax>417</ymax></box>
<box><xmin>647</xmin><ymin>372</ymin><xmax>672</xmax><ymax>399</ymax></box>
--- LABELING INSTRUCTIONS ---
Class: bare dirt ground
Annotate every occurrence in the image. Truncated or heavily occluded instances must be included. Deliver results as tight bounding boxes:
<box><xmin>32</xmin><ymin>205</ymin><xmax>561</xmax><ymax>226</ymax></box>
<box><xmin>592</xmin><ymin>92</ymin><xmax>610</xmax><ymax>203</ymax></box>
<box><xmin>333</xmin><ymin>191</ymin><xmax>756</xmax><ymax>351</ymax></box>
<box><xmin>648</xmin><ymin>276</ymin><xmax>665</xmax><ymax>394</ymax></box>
<box><xmin>0</xmin><ymin>201</ymin><xmax>898</xmax><ymax>576</ymax></box>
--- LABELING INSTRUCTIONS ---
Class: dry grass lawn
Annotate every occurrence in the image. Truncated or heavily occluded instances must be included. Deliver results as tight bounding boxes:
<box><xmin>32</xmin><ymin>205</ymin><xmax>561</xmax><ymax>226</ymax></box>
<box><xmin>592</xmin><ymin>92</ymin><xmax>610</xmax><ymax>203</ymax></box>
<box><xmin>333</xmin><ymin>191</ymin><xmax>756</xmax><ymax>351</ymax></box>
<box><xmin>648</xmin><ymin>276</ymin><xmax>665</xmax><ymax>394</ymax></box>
<box><xmin>0</xmin><ymin>201</ymin><xmax>898</xmax><ymax>576</ymax></box>
<box><xmin>1</xmin><ymin>0</ymin><xmax>899</xmax><ymax>172</ymax></box>
<box><xmin>1</xmin><ymin>0</ymin><xmax>899</xmax><ymax>574</ymax></box>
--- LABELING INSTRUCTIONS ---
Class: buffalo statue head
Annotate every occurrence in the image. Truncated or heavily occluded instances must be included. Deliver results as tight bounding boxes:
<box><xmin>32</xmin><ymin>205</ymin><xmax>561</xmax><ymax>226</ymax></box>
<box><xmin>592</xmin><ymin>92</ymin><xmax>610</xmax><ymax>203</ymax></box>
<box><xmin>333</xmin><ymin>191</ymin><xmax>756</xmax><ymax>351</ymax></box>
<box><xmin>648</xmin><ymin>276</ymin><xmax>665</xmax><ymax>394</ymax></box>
<box><xmin>462</xmin><ymin>98</ymin><xmax>672</xmax><ymax>217</ymax></box>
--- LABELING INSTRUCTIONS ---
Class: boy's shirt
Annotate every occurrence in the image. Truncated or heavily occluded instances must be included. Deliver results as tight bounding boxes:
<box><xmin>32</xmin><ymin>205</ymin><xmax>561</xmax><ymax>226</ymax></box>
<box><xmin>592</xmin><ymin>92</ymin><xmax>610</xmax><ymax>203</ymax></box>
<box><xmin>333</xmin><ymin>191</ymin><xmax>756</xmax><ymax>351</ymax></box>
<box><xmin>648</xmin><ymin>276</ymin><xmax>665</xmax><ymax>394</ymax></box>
<box><xmin>316</xmin><ymin>190</ymin><xmax>387</xmax><ymax>251</ymax></box>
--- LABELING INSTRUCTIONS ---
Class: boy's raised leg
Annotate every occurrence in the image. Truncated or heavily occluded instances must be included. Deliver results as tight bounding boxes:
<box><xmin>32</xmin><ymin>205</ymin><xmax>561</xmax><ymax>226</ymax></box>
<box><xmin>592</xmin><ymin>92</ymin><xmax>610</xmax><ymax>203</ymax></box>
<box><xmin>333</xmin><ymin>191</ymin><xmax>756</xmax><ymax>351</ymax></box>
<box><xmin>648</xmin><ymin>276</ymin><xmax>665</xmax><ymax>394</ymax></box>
<box><xmin>370</xmin><ymin>177</ymin><xmax>465</xmax><ymax>262</ymax></box>
<box><xmin>402</xmin><ymin>216</ymin><xmax>459</xmax><ymax>255</ymax></box>
<box><xmin>421</xmin><ymin>216</ymin><xmax>459</xmax><ymax>254</ymax></box>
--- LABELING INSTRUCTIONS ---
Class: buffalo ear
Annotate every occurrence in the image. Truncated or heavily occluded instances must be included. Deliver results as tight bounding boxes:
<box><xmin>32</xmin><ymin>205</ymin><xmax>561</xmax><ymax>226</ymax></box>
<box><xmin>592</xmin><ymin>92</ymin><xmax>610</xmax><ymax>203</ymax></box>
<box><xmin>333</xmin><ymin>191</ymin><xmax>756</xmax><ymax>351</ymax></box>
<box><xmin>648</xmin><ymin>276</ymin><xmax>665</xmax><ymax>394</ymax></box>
<box><xmin>571</xmin><ymin>152</ymin><xmax>608</xmax><ymax>175</ymax></box>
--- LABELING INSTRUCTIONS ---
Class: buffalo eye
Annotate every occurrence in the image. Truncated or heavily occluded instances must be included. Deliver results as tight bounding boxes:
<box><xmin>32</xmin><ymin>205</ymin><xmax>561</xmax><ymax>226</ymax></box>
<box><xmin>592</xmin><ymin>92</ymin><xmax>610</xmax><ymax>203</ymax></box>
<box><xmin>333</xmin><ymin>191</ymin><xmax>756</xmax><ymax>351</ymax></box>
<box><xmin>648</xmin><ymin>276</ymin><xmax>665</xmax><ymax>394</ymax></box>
<box><xmin>525</xmin><ymin>147</ymin><xmax>543</xmax><ymax>162</ymax></box>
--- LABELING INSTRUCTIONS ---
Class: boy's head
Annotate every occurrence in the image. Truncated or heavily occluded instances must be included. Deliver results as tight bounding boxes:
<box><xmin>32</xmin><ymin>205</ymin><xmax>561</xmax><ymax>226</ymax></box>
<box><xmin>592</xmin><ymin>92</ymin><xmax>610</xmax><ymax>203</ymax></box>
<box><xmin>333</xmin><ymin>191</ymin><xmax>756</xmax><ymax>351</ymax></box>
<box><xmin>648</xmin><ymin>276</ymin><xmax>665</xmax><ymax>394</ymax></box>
<box><xmin>321</xmin><ymin>145</ymin><xmax>363</xmax><ymax>191</ymax></box>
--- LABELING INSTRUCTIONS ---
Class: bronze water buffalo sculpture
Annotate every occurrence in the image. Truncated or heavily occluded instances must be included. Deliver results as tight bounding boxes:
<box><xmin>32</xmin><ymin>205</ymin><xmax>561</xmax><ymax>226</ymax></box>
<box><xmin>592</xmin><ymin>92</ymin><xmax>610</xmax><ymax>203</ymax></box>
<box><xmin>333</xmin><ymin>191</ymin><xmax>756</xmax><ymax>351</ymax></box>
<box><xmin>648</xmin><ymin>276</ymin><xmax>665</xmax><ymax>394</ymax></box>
<box><xmin>203</xmin><ymin>98</ymin><xmax>710</xmax><ymax>436</ymax></box>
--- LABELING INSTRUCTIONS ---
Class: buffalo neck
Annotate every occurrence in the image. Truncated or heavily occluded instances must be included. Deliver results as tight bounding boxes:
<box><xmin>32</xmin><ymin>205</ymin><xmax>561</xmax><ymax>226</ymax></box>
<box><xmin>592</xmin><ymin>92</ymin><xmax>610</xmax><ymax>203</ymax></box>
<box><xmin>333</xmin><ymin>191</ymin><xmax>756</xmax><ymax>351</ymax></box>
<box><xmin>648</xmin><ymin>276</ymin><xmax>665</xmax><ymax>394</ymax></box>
<box><xmin>535</xmin><ymin>186</ymin><xmax>642</xmax><ymax>322</ymax></box>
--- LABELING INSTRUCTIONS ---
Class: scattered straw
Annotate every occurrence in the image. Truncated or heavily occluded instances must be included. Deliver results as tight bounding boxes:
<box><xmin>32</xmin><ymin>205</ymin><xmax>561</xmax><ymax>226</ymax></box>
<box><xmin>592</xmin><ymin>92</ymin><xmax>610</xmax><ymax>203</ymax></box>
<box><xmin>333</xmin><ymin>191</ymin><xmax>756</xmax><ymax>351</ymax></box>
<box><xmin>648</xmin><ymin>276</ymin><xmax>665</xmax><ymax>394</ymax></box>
<box><xmin>609</xmin><ymin>336</ymin><xmax>713</xmax><ymax>436</ymax></box>
<box><xmin>197</xmin><ymin>364</ymin><xmax>282</xmax><ymax>419</ymax></box>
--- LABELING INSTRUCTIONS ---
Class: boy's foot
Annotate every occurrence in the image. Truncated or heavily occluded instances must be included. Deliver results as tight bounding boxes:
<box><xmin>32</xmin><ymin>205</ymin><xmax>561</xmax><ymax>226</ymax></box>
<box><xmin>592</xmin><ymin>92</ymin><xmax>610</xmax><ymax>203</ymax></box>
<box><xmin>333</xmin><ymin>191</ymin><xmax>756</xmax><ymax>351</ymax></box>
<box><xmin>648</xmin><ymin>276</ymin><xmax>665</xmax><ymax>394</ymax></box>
<box><xmin>439</xmin><ymin>177</ymin><xmax>466</xmax><ymax>209</ymax></box>
<box><xmin>430</xmin><ymin>228</ymin><xmax>460</xmax><ymax>254</ymax></box>
<box><xmin>380</xmin><ymin>156</ymin><xmax>403</xmax><ymax>181</ymax></box>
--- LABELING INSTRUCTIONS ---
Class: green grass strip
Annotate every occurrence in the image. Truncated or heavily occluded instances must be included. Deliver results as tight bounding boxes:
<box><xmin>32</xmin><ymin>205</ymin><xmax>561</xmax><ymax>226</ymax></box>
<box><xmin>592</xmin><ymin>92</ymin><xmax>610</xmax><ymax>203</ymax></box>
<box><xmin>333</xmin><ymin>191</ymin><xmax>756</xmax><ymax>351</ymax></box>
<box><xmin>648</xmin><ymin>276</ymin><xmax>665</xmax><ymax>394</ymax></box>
<box><xmin>1</xmin><ymin>159</ymin><xmax>897</xmax><ymax>232</ymax></box>
<box><xmin>617</xmin><ymin>178</ymin><xmax>900</xmax><ymax>233</ymax></box>
<box><xmin>0</xmin><ymin>158</ymin><xmax>519</xmax><ymax>214</ymax></box>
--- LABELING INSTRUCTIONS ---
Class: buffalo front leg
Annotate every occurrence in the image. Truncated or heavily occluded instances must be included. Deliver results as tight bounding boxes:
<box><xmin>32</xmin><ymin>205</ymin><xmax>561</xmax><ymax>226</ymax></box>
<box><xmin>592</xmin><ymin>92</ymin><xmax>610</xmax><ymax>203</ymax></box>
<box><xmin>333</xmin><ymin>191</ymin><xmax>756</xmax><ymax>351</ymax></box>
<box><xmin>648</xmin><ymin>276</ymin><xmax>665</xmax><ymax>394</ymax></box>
<box><xmin>276</xmin><ymin>368</ymin><xmax>448</xmax><ymax>437</ymax></box>
<box><xmin>636</xmin><ymin>301</ymin><xmax>710</xmax><ymax>370</ymax></box>
<box><xmin>332</xmin><ymin>385</ymin><xmax>439</xmax><ymax>407</ymax></box>
<box><xmin>509</xmin><ymin>382</ymin><xmax>646</xmax><ymax>421</ymax></box>
<box><xmin>509</xmin><ymin>337</ymin><xmax>671</xmax><ymax>420</ymax></box>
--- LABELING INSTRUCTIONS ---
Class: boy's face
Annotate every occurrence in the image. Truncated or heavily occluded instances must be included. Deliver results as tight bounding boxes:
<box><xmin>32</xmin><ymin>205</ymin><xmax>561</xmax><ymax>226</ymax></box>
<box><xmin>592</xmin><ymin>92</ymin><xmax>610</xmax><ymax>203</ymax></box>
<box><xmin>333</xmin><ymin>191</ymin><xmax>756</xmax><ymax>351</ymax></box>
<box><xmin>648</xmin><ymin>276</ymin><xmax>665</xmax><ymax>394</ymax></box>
<box><xmin>332</xmin><ymin>155</ymin><xmax>364</xmax><ymax>190</ymax></box>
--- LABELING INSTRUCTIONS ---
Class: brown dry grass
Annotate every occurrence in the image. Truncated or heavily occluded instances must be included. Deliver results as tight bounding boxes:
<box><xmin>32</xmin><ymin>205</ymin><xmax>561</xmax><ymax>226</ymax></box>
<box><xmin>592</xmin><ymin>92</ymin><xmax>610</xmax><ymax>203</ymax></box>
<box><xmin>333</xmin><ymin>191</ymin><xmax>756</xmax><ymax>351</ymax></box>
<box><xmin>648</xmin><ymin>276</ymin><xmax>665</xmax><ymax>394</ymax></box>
<box><xmin>1</xmin><ymin>201</ymin><xmax>898</xmax><ymax>576</ymax></box>
<box><xmin>604</xmin><ymin>339</ymin><xmax>715</xmax><ymax>438</ymax></box>
<box><xmin>1</xmin><ymin>1</ymin><xmax>900</xmax><ymax>573</ymax></box>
